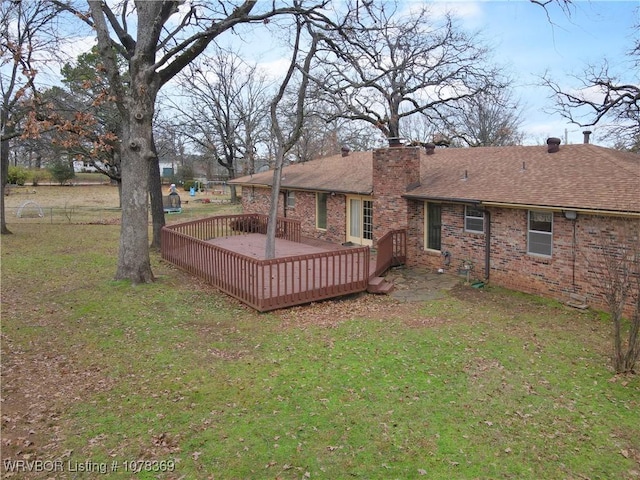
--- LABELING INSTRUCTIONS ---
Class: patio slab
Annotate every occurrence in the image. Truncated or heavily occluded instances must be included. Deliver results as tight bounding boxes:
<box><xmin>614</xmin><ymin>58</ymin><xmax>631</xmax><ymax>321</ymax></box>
<box><xmin>384</xmin><ymin>267</ymin><xmax>462</xmax><ymax>302</ymax></box>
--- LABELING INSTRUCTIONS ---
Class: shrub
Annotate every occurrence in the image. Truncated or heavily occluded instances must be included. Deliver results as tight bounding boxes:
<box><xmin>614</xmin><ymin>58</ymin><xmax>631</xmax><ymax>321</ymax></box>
<box><xmin>230</xmin><ymin>216</ymin><xmax>266</xmax><ymax>233</ymax></box>
<box><xmin>30</xmin><ymin>169</ymin><xmax>50</xmax><ymax>186</ymax></box>
<box><xmin>48</xmin><ymin>161</ymin><xmax>75</xmax><ymax>185</ymax></box>
<box><xmin>7</xmin><ymin>166</ymin><xmax>29</xmax><ymax>186</ymax></box>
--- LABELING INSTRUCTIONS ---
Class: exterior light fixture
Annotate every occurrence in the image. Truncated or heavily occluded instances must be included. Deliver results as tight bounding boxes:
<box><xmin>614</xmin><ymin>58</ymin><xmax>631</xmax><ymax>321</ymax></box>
<box><xmin>564</xmin><ymin>210</ymin><xmax>577</xmax><ymax>220</ymax></box>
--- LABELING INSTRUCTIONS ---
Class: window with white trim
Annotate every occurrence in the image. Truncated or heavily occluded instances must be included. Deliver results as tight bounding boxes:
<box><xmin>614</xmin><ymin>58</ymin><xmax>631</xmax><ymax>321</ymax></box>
<box><xmin>464</xmin><ymin>206</ymin><xmax>484</xmax><ymax>233</ymax></box>
<box><xmin>286</xmin><ymin>191</ymin><xmax>296</xmax><ymax>208</ymax></box>
<box><xmin>528</xmin><ymin>210</ymin><xmax>553</xmax><ymax>256</ymax></box>
<box><xmin>316</xmin><ymin>193</ymin><xmax>327</xmax><ymax>230</ymax></box>
<box><xmin>425</xmin><ymin>202</ymin><xmax>442</xmax><ymax>251</ymax></box>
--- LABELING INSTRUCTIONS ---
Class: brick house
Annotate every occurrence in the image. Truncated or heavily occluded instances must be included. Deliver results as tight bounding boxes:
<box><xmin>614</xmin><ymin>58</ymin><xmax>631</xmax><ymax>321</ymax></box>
<box><xmin>230</xmin><ymin>140</ymin><xmax>640</xmax><ymax>313</ymax></box>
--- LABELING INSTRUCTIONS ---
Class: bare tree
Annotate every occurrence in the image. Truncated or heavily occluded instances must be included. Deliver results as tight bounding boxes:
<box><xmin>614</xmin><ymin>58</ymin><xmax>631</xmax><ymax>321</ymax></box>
<box><xmin>442</xmin><ymin>89</ymin><xmax>525</xmax><ymax>147</ymax></box>
<box><xmin>543</xmin><ymin>58</ymin><xmax>640</xmax><ymax>151</ymax></box>
<box><xmin>529</xmin><ymin>0</ymin><xmax>576</xmax><ymax>20</ymax></box>
<box><xmin>1</xmin><ymin>0</ymin><xmax>60</xmax><ymax>234</ymax></box>
<box><xmin>172</xmin><ymin>47</ymin><xmax>271</xmax><ymax>202</ymax></box>
<box><xmin>309</xmin><ymin>1</ymin><xmax>504</xmax><ymax>145</ymax></box>
<box><xmin>265</xmin><ymin>18</ymin><xmax>319</xmax><ymax>259</ymax></box>
<box><xmin>540</xmin><ymin>9</ymin><xmax>639</xmax><ymax>151</ymax></box>
<box><xmin>583</xmin><ymin>226</ymin><xmax>640</xmax><ymax>374</ymax></box>
<box><xmin>53</xmin><ymin>1</ymin><xmax>330</xmax><ymax>283</ymax></box>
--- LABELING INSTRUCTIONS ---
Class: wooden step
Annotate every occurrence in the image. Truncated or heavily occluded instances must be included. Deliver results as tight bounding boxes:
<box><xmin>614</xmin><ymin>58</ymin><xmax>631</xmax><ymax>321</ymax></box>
<box><xmin>566</xmin><ymin>293</ymin><xmax>588</xmax><ymax>310</ymax></box>
<box><xmin>368</xmin><ymin>276</ymin><xmax>394</xmax><ymax>294</ymax></box>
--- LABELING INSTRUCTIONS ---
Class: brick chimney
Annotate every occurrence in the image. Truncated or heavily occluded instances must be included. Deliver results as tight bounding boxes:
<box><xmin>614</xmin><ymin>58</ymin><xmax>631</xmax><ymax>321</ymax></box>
<box><xmin>583</xmin><ymin>130</ymin><xmax>592</xmax><ymax>144</ymax></box>
<box><xmin>372</xmin><ymin>146</ymin><xmax>421</xmax><ymax>242</ymax></box>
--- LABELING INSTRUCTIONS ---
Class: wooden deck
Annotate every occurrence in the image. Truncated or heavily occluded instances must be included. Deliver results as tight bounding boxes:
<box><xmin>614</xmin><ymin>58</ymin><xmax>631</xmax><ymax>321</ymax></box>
<box><xmin>208</xmin><ymin>234</ymin><xmax>348</xmax><ymax>259</ymax></box>
<box><xmin>161</xmin><ymin>214</ymin><xmax>385</xmax><ymax>312</ymax></box>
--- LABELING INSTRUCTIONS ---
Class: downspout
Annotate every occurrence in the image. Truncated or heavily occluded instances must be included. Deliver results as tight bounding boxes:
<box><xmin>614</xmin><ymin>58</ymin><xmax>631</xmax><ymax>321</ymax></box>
<box><xmin>282</xmin><ymin>190</ymin><xmax>287</xmax><ymax>218</ymax></box>
<box><xmin>484</xmin><ymin>209</ymin><xmax>491</xmax><ymax>281</ymax></box>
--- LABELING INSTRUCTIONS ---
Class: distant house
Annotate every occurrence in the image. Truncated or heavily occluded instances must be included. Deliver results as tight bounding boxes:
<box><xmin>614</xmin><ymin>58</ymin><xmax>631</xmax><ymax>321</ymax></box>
<box><xmin>230</xmin><ymin>139</ymin><xmax>640</xmax><ymax>313</ymax></box>
<box><xmin>72</xmin><ymin>160</ymin><xmax>99</xmax><ymax>173</ymax></box>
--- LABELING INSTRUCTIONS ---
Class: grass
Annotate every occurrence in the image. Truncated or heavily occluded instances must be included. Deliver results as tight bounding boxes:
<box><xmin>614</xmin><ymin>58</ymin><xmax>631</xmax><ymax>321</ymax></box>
<box><xmin>3</xmin><ymin>184</ymin><xmax>239</xmax><ymax>225</ymax></box>
<box><xmin>2</xmin><ymin>218</ymin><xmax>639</xmax><ymax>479</ymax></box>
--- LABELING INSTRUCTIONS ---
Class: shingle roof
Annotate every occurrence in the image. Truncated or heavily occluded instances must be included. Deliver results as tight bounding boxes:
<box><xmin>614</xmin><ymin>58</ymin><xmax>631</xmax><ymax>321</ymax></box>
<box><xmin>231</xmin><ymin>144</ymin><xmax>640</xmax><ymax>214</ymax></box>
<box><xmin>411</xmin><ymin>144</ymin><xmax>639</xmax><ymax>213</ymax></box>
<box><xmin>230</xmin><ymin>150</ymin><xmax>372</xmax><ymax>195</ymax></box>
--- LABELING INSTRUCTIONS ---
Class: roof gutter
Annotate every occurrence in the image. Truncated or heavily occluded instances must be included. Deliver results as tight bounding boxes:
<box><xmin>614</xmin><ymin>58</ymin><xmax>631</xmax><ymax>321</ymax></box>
<box><xmin>479</xmin><ymin>201</ymin><xmax>640</xmax><ymax>218</ymax></box>
<box><xmin>230</xmin><ymin>182</ymin><xmax>372</xmax><ymax>196</ymax></box>
<box><xmin>402</xmin><ymin>194</ymin><xmax>481</xmax><ymax>205</ymax></box>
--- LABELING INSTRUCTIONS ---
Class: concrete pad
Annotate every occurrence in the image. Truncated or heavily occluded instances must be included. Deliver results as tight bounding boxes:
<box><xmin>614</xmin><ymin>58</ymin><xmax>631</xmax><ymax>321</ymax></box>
<box><xmin>384</xmin><ymin>267</ymin><xmax>461</xmax><ymax>302</ymax></box>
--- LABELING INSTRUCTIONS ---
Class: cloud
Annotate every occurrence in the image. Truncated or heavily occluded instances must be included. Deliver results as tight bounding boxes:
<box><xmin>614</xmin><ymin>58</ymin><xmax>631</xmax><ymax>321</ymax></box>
<box><xmin>425</xmin><ymin>1</ymin><xmax>485</xmax><ymax>28</ymax></box>
<box><xmin>256</xmin><ymin>57</ymin><xmax>292</xmax><ymax>81</ymax></box>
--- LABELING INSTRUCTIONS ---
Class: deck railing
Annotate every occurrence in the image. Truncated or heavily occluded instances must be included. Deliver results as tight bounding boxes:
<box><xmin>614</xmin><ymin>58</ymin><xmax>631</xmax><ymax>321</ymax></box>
<box><xmin>161</xmin><ymin>214</ymin><xmax>369</xmax><ymax>311</ymax></box>
<box><xmin>373</xmin><ymin>229</ymin><xmax>407</xmax><ymax>278</ymax></box>
<box><xmin>165</xmin><ymin>213</ymin><xmax>301</xmax><ymax>243</ymax></box>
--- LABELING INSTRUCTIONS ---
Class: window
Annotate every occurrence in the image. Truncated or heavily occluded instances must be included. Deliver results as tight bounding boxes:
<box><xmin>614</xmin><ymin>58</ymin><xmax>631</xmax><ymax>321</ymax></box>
<box><xmin>286</xmin><ymin>191</ymin><xmax>296</xmax><ymax>208</ymax></box>
<box><xmin>528</xmin><ymin>210</ymin><xmax>553</xmax><ymax>256</ymax></box>
<box><xmin>425</xmin><ymin>202</ymin><xmax>442</xmax><ymax>251</ymax></box>
<box><xmin>465</xmin><ymin>206</ymin><xmax>484</xmax><ymax>233</ymax></box>
<box><xmin>316</xmin><ymin>193</ymin><xmax>328</xmax><ymax>230</ymax></box>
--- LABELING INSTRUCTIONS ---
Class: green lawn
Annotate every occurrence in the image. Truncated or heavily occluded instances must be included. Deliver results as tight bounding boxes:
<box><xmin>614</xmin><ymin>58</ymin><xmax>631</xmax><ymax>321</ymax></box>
<box><xmin>1</xmin><ymin>222</ymin><xmax>639</xmax><ymax>479</ymax></box>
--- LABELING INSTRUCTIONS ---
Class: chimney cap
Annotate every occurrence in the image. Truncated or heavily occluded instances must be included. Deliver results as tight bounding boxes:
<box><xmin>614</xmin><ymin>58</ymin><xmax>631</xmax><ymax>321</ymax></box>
<box><xmin>547</xmin><ymin>137</ymin><xmax>561</xmax><ymax>153</ymax></box>
<box><xmin>424</xmin><ymin>142</ymin><xmax>436</xmax><ymax>155</ymax></box>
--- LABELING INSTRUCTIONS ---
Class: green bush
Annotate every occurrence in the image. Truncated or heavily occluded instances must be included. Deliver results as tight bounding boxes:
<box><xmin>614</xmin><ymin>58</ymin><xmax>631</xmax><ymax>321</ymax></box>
<box><xmin>182</xmin><ymin>179</ymin><xmax>196</xmax><ymax>191</ymax></box>
<box><xmin>30</xmin><ymin>169</ymin><xmax>50</xmax><ymax>186</ymax></box>
<box><xmin>7</xmin><ymin>166</ymin><xmax>29</xmax><ymax>185</ymax></box>
<box><xmin>48</xmin><ymin>161</ymin><xmax>75</xmax><ymax>185</ymax></box>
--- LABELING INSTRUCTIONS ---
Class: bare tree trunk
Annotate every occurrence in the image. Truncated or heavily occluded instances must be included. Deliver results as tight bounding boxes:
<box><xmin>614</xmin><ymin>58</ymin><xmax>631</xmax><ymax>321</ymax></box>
<box><xmin>226</xmin><ymin>165</ymin><xmax>238</xmax><ymax>204</ymax></box>
<box><xmin>265</xmin><ymin>146</ymin><xmax>285</xmax><ymax>259</ymax></box>
<box><xmin>149</xmin><ymin>135</ymin><xmax>165</xmax><ymax>250</ymax></box>
<box><xmin>149</xmin><ymin>157</ymin><xmax>164</xmax><ymax>250</ymax></box>
<box><xmin>115</xmin><ymin>112</ymin><xmax>155</xmax><ymax>283</ymax></box>
<box><xmin>1</xmin><ymin>130</ymin><xmax>12</xmax><ymax>235</ymax></box>
<box><xmin>264</xmin><ymin>21</ymin><xmax>318</xmax><ymax>259</ymax></box>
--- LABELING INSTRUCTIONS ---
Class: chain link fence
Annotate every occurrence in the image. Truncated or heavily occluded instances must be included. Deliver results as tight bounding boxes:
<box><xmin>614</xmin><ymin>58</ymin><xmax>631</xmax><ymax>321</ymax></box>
<box><xmin>5</xmin><ymin>205</ymin><xmax>122</xmax><ymax>225</ymax></box>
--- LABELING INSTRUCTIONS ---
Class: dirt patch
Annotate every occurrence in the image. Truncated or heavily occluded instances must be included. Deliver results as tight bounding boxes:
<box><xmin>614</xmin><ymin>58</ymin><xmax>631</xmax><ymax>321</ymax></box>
<box><xmin>1</xmin><ymin>333</ymin><xmax>118</xmax><ymax>466</ymax></box>
<box><xmin>276</xmin><ymin>291</ymin><xmax>449</xmax><ymax>330</ymax></box>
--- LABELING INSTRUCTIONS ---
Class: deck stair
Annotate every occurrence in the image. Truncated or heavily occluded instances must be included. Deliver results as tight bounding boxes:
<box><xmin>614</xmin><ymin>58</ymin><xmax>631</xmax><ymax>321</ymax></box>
<box><xmin>367</xmin><ymin>276</ymin><xmax>394</xmax><ymax>294</ymax></box>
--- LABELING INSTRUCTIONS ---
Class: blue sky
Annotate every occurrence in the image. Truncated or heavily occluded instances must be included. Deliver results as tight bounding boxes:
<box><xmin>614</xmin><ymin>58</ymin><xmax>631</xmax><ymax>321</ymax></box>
<box><xmin>431</xmin><ymin>0</ymin><xmax>638</xmax><ymax>145</ymax></box>
<box><xmin>48</xmin><ymin>1</ymin><xmax>638</xmax><ymax>147</ymax></box>
<box><xmin>234</xmin><ymin>1</ymin><xmax>638</xmax><ymax>146</ymax></box>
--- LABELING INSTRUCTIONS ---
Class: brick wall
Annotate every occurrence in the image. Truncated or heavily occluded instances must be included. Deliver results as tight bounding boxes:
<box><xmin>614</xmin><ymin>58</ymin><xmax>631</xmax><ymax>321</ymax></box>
<box><xmin>238</xmin><ymin>149</ymin><xmax>638</xmax><ymax>315</ymax></box>
<box><xmin>406</xmin><ymin>199</ymin><xmax>639</xmax><ymax>314</ymax></box>
<box><xmin>240</xmin><ymin>186</ymin><xmax>347</xmax><ymax>243</ymax></box>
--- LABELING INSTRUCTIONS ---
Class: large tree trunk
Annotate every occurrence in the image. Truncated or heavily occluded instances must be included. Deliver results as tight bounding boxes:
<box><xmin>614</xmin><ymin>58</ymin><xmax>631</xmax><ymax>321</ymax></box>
<box><xmin>115</xmin><ymin>111</ymin><xmax>155</xmax><ymax>283</ymax></box>
<box><xmin>149</xmin><ymin>154</ymin><xmax>165</xmax><ymax>250</ymax></box>
<box><xmin>226</xmin><ymin>165</ymin><xmax>238</xmax><ymax>204</ymax></box>
<box><xmin>1</xmin><ymin>127</ymin><xmax>13</xmax><ymax>235</ymax></box>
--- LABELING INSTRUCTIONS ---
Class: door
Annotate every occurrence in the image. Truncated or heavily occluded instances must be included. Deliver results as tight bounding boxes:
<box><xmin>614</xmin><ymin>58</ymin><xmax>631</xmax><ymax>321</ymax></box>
<box><xmin>426</xmin><ymin>202</ymin><xmax>442</xmax><ymax>251</ymax></box>
<box><xmin>347</xmin><ymin>196</ymin><xmax>373</xmax><ymax>246</ymax></box>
